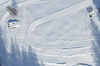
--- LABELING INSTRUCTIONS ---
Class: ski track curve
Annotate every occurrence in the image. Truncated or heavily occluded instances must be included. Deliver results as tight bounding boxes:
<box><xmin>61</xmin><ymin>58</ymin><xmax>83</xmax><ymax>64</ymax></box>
<box><xmin>27</xmin><ymin>0</ymin><xmax>92</xmax><ymax>49</ymax></box>
<box><xmin>0</xmin><ymin>0</ymin><xmax>42</xmax><ymax>28</ymax></box>
<box><xmin>26</xmin><ymin>0</ymin><xmax>93</xmax><ymax>65</ymax></box>
<box><xmin>0</xmin><ymin>0</ymin><xmax>94</xmax><ymax>65</ymax></box>
<box><xmin>0</xmin><ymin>0</ymin><xmax>40</xmax><ymax>65</ymax></box>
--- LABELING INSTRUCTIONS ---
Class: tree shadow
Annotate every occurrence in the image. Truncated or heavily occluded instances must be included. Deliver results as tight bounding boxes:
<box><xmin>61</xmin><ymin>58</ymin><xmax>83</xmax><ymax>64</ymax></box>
<box><xmin>90</xmin><ymin>18</ymin><xmax>100</xmax><ymax>66</ymax></box>
<box><xmin>92</xmin><ymin>0</ymin><xmax>100</xmax><ymax>21</ymax></box>
<box><xmin>11</xmin><ymin>0</ymin><xmax>17</xmax><ymax>8</ymax></box>
<box><xmin>92</xmin><ymin>0</ymin><xmax>100</xmax><ymax>9</ymax></box>
<box><xmin>9</xmin><ymin>38</ymin><xmax>43</xmax><ymax>66</ymax></box>
<box><xmin>0</xmin><ymin>25</ymin><xmax>44</xmax><ymax>66</ymax></box>
<box><xmin>0</xmin><ymin>26</ymin><xmax>9</xmax><ymax>66</ymax></box>
<box><xmin>40</xmin><ymin>60</ymin><xmax>45</xmax><ymax>66</ymax></box>
<box><xmin>9</xmin><ymin>38</ymin><xmax>21</xmax><ymax>66</ymax></box>
<box><xmin>27</xmin><ymin>46</ymin><xmax>40</xmax><ymax>66</ymax></box>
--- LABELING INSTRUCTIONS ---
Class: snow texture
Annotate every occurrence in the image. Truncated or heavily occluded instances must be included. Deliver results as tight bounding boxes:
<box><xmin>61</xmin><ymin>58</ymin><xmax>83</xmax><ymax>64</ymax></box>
<box><xmin>0</xmin><ymin>0</ymin><xmax>100</xmax><ymax>66</ymax></box>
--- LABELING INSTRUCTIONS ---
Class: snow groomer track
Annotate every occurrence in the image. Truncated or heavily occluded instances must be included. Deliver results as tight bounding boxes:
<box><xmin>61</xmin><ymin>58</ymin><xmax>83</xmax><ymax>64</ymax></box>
<box><xmin>0</xmin><ymin>0</ymin><xmax>96</xmax><ymax>66</ymax></box>
<box><xmin>26</xmin><ymin>0</ymin><xmax>94</xmax><ymax>66</ymax></box>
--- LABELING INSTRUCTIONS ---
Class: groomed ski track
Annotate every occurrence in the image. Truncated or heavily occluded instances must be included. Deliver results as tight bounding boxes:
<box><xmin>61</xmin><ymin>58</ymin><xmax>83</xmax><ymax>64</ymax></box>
<box><xmin>26</xmin><ymin>0</ymin><xmax>94</xmax><ymax>66</ymax></box>
<box><xmin>0</xmin><ymin>0</ymin><xmax>95</xmax><ymax>66</ymax></box>
<box><xmin>27</xmin><ymin>0</ymin><xmax>92</xmax><ymax>48</ymax></box>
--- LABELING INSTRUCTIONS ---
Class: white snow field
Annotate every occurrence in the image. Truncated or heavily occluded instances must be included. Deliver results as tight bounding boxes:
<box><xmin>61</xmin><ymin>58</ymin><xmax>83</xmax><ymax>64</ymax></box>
<box><xmin>1</xmin><ymin>0</ymin><xmax>100</xmax><ymax>66</ymax></box>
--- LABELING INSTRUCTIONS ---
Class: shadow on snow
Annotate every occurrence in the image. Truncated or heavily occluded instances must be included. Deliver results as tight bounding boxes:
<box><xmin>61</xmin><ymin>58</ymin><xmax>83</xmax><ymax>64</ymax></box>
<box><xmin>11</xmin><ymin>0</ymin><xmax>17</xmax><ymax>8</ymax></box>
<box><xmin>92</xmin><ymin>0</ymin><xmax>100</xmax><ymax>21</ymax></box>
<box><xmin>8</xmin><ymin>19</ymin><xmax>19</xmax><ymax>23</ymax></box>
<box><xmin>0</xmin><ymin>26</ymin><xmax>45</xmax><ymax>66</ymax></box>
<box><xmin>9</xmin><ymin>38</ymin><xmax>44</xmax><ymax>66</ymax></box>
<box><xmin>92</xmin><ymin>0</ymin><xmax>100</xmax><ymax>9</ymax></box>
<box><xmin>0</xmin><ymin>26</ymin><xmax>8</xmax><ymax>66</ymax></box>
<box><xmin>77</xmin><ymin>63</ymin><xmax>92</xmax><ymax>66</ymax></box>
<box><xmin>90</xmin><ymin>18</ymin><xmax>100</xmax><ymax>66</ymax></box>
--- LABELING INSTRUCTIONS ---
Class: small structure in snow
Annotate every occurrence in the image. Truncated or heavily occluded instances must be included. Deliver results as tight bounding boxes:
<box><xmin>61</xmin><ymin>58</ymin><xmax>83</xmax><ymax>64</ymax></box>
<box><xmin>7</xmin><ymin>6</ymin><xmax>18</xmax><ymax>17</ymax></box>
<box><xmin>88</xmin><ymin>7</ymin><xmax>93</xmax><ymax>13</ymax></box>
<box><xmin>87</xmin><ymin>7</ymin><xmax>94</xmax><ymax>17</ymax></box>
<box><xmin>8</xmin><ymin>19</ymin><xmax>19</xmax><ymax>29</ymax></box>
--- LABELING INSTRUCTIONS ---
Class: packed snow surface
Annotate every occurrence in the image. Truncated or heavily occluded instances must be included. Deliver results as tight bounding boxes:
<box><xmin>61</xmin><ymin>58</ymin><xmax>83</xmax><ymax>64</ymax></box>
<box><xmin>0</xmin><ymin>0</ymin><xmax>100</xmax><ymax>66</ymax></box>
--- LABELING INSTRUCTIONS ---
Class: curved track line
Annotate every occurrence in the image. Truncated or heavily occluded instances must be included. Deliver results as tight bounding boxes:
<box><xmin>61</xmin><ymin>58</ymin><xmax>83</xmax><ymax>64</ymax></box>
<box><xmin>0</xmin><ymin>0</ymin><xmax>9</xmax><ymax>5</ymax></box>
<box><xmin>0</xmin><ymin>0</ymin><xmax>40</xmax><ymax>27</ymax></box>
<box><xmin>0</xmin><ymin>0</ymin><xmax>93</xmax><ymax>65</ymax></box>
<box><xmin>27</xmin><ymin>0</ymin><xmax>92</xmax><ymax>48</ymax></box>
<box><xmin>17</xmin><ymin>0</ymin><xmax>50</xmax><ymax>7</ymax></box>
<box><xmin>36</xmin><ymin>54</ymin><xmax>93</xmax><ymax>65</ymax></box>
<box><xmin>0</xmin><ymin>0</ymin><xmax>11</xmax><ymax>10</ymax></box>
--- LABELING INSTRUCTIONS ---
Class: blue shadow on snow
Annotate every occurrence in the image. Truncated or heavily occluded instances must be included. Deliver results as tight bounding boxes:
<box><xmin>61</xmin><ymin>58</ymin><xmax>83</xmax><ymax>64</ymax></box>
<box><xmin>9</xmin><ymin>38</ymin><xmax>44</xmax><ymax>66</ymax></box>
<box><xmin>8</xmin><ymin>19</ymin><xmax>19</xmax><ymax>23</ymax></box>
<box><xmin>90</xmin><ymin>18</ymin><xmax>100</xmax><ymax>66</ymax></box>
<box><xmin>0</xmin><ymin>26</ymin><xmax>9</xmax><ymax>66</ymax></box>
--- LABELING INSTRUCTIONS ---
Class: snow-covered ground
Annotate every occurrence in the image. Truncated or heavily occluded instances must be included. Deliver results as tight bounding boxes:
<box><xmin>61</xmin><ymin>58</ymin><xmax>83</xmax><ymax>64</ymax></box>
<box><xmin>0</xmin><ymin>0</ymin><xmax>100</xmax><ymax>66</ymax></box>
